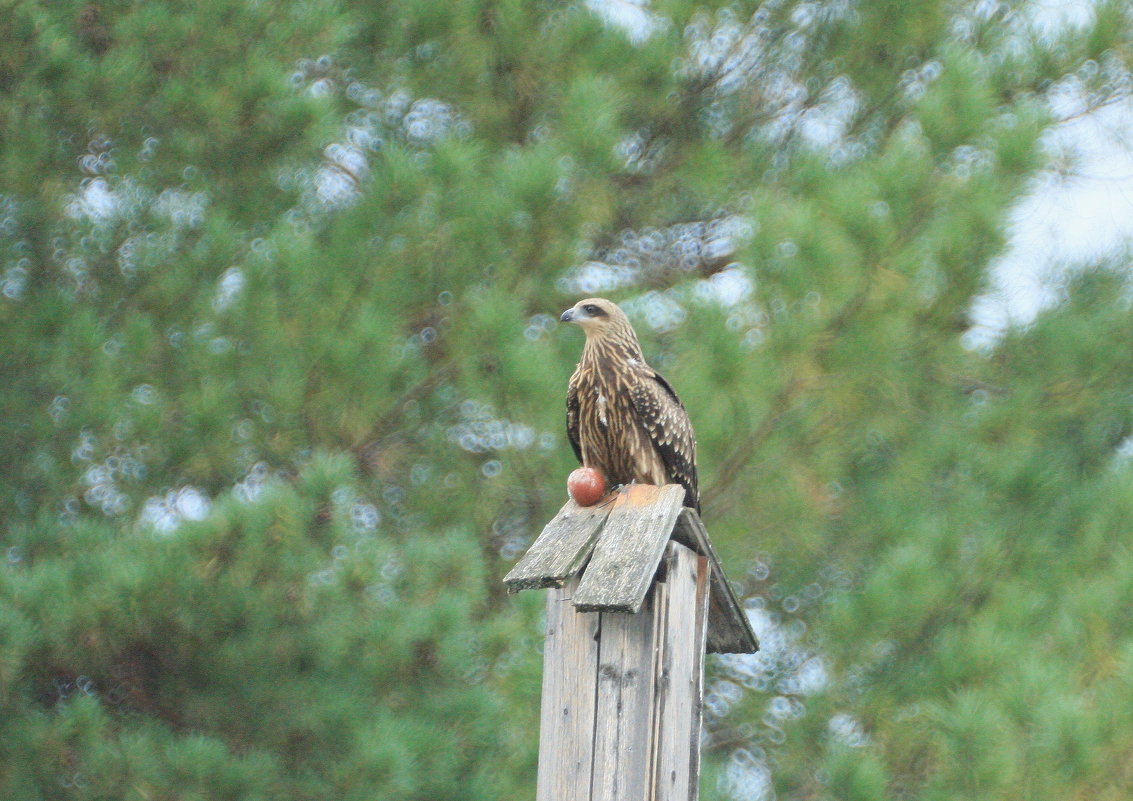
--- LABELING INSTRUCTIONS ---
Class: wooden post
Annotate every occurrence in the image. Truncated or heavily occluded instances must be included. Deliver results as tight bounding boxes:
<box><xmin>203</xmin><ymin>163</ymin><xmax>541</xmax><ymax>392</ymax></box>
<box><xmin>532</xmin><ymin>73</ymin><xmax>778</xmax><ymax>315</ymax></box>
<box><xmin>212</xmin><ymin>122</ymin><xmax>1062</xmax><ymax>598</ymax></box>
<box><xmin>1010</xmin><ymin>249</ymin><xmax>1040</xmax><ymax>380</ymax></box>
<box><xmin>537</xmin><ymin>542</ymin><xmax>708</xmax><ymax>801</ymax></box>
<box><xmin>505</xmin><ymin>484</ymin><xmax>757</xmax><ymax>801</ymax></box>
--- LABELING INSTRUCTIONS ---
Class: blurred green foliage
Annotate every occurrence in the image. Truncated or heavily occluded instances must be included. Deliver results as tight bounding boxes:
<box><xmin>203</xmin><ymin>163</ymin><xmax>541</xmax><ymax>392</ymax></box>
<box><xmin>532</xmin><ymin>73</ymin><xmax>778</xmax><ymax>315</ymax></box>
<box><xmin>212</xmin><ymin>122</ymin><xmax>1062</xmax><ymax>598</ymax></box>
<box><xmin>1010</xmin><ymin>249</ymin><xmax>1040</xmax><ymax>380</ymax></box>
<box><xmin>3</xmin><ymin>0</ymin><xmax>1133</xmax><ymax>799</ymax></box>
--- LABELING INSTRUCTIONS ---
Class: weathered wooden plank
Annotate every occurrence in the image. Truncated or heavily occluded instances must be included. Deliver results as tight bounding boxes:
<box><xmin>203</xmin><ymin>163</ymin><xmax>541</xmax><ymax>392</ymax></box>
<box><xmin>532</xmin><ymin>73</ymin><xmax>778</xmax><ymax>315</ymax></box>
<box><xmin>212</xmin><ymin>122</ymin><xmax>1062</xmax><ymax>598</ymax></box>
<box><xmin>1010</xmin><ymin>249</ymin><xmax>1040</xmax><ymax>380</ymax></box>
<box><xmin>504</xmin><ymin>496</ymin><xmax>614</xmax><ymax>591</ymax></box>
<box><xmin>573</xmin><ymin>484</ymin><xmax>685</xmax><ymax>612</ymax></box>
<box><xmin>672</xmin><ymin>509</ymin><xmax>759</xmax><ymax>654</ymax></box>
<box><xmin>591</xmin><ymin>592</ymin><xmax>658</xmax><ymax>801</ymax></box>
<box><xmin>686</xmin><ymin>547</ymin><xmax>709</xmax><ymax>800</ymax></box>
<box><xmin>536</xmin><ymin>575</ymin><xmax>600</xmax><ymax>801</ymax></box>
<box><xmin>646</xmin><ymin>557</ymin><xmax>671</xmax><ymax>800</ymax></box>
<box><xmin>650</xmin><ymin>542</ymin><xmax>710</xmax><ymax>801</ymax></box>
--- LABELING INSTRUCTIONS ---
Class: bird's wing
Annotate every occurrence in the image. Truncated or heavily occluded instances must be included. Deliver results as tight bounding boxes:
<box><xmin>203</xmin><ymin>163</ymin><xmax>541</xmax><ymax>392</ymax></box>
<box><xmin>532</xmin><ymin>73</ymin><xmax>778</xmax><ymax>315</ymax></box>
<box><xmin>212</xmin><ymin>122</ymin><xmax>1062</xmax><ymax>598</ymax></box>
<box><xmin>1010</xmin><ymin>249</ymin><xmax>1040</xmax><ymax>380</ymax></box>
<box><xmin>566</xmin><ymin>372</ymin><xmax>583</xmax><ymax>464</ymax></box>
<box><xmin>629</xmin><ymin>369</ymin><xmax>699</xmax><ymax>511</ymax></box>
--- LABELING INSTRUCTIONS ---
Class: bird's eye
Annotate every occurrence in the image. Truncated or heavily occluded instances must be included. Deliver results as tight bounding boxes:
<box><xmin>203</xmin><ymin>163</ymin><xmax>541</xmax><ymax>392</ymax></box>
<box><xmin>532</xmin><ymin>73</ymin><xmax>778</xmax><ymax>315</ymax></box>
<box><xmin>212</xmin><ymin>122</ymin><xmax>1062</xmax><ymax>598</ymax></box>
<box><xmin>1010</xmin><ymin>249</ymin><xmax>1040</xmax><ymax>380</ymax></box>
<box><xmin>583</xmin><ymin>304</ymin><xmax>600</xmax><ymax>315</ymax></box>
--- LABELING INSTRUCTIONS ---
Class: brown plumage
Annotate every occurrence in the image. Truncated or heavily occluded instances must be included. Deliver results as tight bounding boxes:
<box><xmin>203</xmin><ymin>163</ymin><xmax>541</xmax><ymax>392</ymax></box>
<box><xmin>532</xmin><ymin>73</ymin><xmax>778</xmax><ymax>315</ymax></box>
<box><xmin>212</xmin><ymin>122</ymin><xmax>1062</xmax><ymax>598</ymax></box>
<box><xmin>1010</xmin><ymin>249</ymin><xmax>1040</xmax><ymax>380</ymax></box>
<box><xmin>561</xmin><ymin>298</ymin><xmax>699</xmax><ymax>511</ymax></box>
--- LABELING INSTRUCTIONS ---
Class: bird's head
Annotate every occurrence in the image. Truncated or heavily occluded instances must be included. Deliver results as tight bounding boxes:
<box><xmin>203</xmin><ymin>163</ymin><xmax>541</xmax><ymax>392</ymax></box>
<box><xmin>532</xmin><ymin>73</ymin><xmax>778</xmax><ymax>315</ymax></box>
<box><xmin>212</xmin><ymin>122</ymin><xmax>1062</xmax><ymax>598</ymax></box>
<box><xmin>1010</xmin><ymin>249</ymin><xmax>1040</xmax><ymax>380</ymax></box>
<box><xmin>561</xmin><ymin>301</ymin><xmax>625</xmax><ymax>333</ymax></box>
<box><xmin>560</xmin><ymin>298</ymin><xmax>635</xmax><ymax>342</ymax></box>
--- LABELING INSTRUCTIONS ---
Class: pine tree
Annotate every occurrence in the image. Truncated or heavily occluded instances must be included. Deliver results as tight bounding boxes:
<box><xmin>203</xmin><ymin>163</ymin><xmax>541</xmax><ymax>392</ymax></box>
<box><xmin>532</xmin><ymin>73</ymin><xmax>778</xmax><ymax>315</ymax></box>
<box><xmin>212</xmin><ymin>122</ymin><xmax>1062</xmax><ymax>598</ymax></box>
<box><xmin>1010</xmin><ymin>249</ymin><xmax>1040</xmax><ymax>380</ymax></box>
<box><xmin>3</xmin><ymin>0</ymin><xmax>1133</xmax><ymax>799</ymax></box>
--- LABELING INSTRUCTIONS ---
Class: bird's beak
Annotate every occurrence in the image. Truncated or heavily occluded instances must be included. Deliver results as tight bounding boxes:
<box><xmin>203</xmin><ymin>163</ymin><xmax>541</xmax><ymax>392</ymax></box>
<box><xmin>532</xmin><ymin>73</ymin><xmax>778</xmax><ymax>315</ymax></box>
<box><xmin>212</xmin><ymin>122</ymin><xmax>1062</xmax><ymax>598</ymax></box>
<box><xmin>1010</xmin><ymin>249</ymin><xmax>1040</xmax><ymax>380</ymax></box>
<box><xmin>560</xmin><ymin>308</ymin><xmax>576</xmax><ymax>323</ymax></box>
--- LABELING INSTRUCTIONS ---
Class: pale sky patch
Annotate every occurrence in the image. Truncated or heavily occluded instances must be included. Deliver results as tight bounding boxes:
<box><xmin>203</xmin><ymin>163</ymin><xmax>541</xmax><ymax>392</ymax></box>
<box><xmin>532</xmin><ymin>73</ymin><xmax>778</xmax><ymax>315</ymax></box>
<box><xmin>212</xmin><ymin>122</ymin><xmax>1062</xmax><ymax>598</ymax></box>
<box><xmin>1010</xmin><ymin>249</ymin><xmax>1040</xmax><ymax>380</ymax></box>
<box><xmin>967</xmin><ymin>88</ymin><xmax>1133</xmax><ymax>348</ymax></box>
<box><xmin>585</xmin><ymin>0</ymin><xmax>666</xmax><ymax>45</ymax></box>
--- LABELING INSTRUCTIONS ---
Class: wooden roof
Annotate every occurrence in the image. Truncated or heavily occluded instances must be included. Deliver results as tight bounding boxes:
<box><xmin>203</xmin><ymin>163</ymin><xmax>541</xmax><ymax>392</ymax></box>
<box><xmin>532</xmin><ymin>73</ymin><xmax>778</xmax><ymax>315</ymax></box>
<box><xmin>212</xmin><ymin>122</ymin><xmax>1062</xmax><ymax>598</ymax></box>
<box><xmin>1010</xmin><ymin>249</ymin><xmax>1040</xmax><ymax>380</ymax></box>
<box><xmin>504</xmin><ymin>484</ymin><xmax>758</xmax><ymax>654</ymax></box>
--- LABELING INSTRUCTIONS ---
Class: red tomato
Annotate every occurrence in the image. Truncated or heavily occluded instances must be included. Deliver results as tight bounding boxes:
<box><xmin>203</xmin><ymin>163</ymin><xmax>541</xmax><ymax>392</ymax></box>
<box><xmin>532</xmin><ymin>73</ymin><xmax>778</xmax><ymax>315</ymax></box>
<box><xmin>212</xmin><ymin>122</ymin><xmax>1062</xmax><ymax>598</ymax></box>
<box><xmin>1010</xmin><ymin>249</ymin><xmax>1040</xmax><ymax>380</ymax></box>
<box><xmin>568</xmin><ymin>467</ymin><xmax>606</xmax><ymax>506</ymax></box>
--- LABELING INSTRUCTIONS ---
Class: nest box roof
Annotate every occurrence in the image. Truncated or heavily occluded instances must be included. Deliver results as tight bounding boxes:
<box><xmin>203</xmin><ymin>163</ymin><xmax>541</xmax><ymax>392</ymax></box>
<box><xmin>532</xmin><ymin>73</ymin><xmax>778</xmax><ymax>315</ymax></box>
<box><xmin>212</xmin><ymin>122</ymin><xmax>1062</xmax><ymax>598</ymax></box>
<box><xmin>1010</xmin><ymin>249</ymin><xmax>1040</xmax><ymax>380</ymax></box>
<box><xmin>504</xmin><ymin>484</ymin><xmax>758</xmax><ymax>654</ymax></box>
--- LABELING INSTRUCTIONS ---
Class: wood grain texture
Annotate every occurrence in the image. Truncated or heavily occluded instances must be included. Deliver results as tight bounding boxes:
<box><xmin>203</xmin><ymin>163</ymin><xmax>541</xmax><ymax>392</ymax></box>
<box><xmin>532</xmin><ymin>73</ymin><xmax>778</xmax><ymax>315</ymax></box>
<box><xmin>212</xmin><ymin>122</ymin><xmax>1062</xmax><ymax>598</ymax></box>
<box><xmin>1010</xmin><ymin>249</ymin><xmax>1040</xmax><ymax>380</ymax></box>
<box><xmin>591</xmin><ymin>591</ymin><xmax>659</xmax><ymax>801</ymax></box>
<box><xmin>536</xmin><ymin>575</ymin><xmax>600</xmax><ymax>801</ymax></box>
<box><xmin>531</xmin><ymin>542</ymin><xmax>710</xmax><ymax>801</ymax></box>
<box><xmin>504</xmin><ymin>496</ymin><xmax>613</xmax><ymax>591</ymax></box>
<box><xmin>518</xmin><ymin>486</ymin><xmax>749</xmax><ymax>801</ymax></box>
<box><xmin>650</xmin><ymin>542</ymin><xmax>710</xmax><ymax>801</ymax></box>
<box><xmin>672</xmin><ymin>509</ymin><xmax>759</xmax><ymax>654</ymax></box>
<box><xmin>573</xmin><ymin>484</ymin><xmax>685</xmax><ymax>612</ymax></box>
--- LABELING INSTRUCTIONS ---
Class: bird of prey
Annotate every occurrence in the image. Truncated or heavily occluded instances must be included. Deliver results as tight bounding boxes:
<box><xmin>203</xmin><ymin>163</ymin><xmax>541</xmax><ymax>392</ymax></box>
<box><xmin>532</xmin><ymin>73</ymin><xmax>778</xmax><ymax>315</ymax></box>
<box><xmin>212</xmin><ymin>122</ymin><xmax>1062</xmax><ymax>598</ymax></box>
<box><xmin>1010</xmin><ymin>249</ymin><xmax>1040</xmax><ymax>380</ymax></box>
<box><xmin>560</xmin><ymin>298</ymin><xmax>699</xmax><ymax>511</ymax></box>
